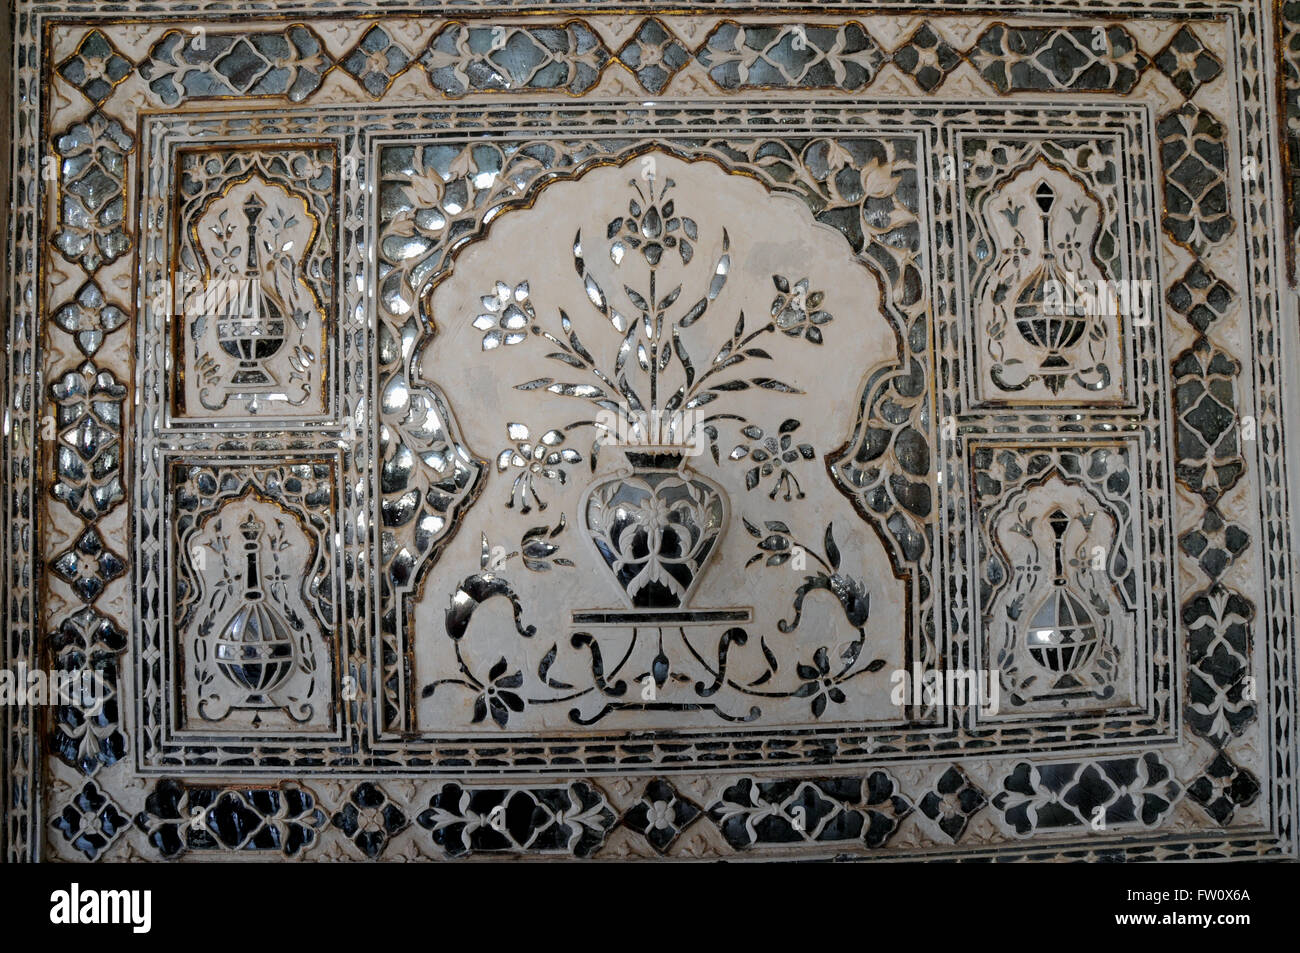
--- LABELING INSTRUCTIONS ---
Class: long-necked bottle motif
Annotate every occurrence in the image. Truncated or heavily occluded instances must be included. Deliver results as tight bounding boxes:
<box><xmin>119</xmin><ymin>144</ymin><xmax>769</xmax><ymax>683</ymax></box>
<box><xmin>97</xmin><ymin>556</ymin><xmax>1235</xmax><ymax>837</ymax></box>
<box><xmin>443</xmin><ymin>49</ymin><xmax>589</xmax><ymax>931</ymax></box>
<box><xmin>1013</xmin><ymin>182</ymin><xmax>1088</xmax><ymax>388</ymax></box>
<box><xmin>213</xmin><ymin>511</ymin><xmax>297</xmax><ymax>699</ymax></box>
<box><xmin>215</xmin><ymin>194</ymin><xmax>288</xmax><ymax>388</ymax></box>
<box><xmin>1024</xmin><ymin>508</ymin><xmax>1100</xmax><ymax>676</ymax></box>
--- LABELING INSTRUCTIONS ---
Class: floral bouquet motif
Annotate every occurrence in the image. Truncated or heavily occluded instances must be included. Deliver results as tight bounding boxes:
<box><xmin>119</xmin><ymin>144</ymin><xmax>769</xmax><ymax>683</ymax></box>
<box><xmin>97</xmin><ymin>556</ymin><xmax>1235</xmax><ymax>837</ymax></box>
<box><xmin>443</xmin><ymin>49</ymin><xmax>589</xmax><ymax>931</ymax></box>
<box><xmin>472</xmin><ymin>172</ymin><xmax>829</xmax><ymax>608</ymax></box>
<box><xmin>421</xmin><ymin>158</ymin><xmax>897</xmax><ymax>725</ymax></box>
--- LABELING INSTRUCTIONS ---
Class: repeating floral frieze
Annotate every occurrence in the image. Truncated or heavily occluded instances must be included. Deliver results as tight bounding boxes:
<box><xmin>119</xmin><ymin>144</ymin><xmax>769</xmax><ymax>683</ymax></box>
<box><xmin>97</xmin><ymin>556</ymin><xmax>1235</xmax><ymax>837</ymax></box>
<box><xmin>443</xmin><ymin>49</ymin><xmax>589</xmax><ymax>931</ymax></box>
<box><xmin>1282</xmin><ymin>1</ymin><xmax>1300</xmax><ymax>275</ymax></box>
<box><xmin>140</xmin><ymin>25</ymin><xmax>331</xmax><ymax>104</ymax></box>
<box><xmin>1165</xmin><ymin>248</ymin><xmax>1256</xmax><ymax>753</ymax></box>
<box><xmin>992</xmin><ymin>753</ymin><xmax>1183</xmax><ymax>836</ymax></box>
<box><xmin>36</xmin><ymin>758</ymin><xmax>1272</xmax><ymax>860</ymax></box>
<box><xmin>52</xmin><ymin>111</ymin><xmax>133</xmax><ymax>272</ymax></box>
<box><xmin>47</xmin><ymin>16</ymin><xmax>1243</xmax><ymax>109</ymax></box>
<box><xmin>423</xmin><ymin>20</ymin><xmax>611</xmax><ymax>96</ymax></box>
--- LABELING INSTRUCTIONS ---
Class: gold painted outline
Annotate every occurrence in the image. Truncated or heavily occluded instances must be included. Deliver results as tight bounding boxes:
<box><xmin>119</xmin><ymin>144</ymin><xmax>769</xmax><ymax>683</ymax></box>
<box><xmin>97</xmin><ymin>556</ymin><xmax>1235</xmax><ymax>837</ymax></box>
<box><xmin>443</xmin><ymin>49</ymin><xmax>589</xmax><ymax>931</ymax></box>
<box><xmin>167</xmin><ymin>453</ymin><xmax>344</xmax><ymax>741</ymax></box>
<box><xmin>168</xmin><ymin>140</ymin><xmax>338</xmax><ymax>424</ymax></box>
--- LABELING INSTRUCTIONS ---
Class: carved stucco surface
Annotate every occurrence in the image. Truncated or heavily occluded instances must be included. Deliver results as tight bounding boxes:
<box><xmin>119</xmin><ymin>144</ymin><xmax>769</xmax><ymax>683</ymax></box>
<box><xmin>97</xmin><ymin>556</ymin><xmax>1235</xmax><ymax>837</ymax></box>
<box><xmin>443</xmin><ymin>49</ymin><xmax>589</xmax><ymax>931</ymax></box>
<box><xmin>414</xmin><ymin>154</ymin><xmax>905</xmax><ymax>733</ymax></box>
<box><xmin>3</xmin><ymin>1</ymin><xmax>1298</xmax><ymax>862</ymax></box>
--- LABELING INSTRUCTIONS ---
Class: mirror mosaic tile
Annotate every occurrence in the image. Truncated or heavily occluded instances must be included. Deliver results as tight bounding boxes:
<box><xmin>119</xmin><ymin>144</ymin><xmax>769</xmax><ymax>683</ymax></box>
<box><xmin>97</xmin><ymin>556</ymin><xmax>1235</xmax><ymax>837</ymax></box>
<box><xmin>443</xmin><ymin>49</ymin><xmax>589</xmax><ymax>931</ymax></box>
<box><xmin>4</xmin><ymin>0</ymin><xmax>1299</xmax><ymax>862</ymax></box>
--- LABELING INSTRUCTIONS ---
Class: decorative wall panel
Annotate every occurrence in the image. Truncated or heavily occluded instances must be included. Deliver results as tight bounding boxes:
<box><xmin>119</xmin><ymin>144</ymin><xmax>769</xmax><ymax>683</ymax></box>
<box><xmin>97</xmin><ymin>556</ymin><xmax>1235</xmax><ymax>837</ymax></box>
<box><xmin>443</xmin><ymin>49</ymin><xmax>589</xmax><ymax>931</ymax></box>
<box><xmin>4</xmin><ymin>0</ymin><xmax>1298</xmax><ymax>863</ymax></box>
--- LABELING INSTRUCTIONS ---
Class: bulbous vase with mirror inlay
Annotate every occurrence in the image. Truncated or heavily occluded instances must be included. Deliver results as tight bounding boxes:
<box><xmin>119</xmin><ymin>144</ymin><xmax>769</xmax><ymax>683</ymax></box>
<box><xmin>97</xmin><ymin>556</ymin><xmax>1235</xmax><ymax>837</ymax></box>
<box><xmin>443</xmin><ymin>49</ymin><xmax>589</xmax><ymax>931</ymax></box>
<box><xmin>215</xmin><ymin>195</ymin><xmax>289</xmax><ymax>389</ymax></box>
<box><xmin>1013</xmin><ymin>182</ymin><xmax>1089</xmax><ymax>383</ymax></box>
<box><xmin>581</xmin><ymin>449</ymin><xmax>727</xmax><ymax>609</ymax></box>
<box><xmin>1024</xmin><ymin>508</ymin><xmax>1100</xmax><ymax>676</ymax></box>
<box><xmin>213</xmin><ymin>511</ymin><xmax>297</xmax><ymax>700</ymax></box>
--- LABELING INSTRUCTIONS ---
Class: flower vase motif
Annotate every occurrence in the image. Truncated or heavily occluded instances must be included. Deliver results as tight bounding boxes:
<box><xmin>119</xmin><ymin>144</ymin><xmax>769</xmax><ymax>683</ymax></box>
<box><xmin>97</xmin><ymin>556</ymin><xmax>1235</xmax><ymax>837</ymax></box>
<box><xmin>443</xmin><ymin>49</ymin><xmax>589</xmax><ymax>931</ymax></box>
<box><xmin>215</xmin><ymin>194</ymin><xmax>288</xmax><ymax>389</ymax></box>
<box><xmin>419</xmin><ymin>151</ymin><xmax>906</xmax><ymax>732</ymax></box>
<box><xmin>468</xmin><ymin>170</ymin><xmax>770</xmax><ymax>613</ymax></box>
<box><xmin>1012</xmin><ymin>182</ymin><xmax>1088</xmax><ymax>386</ymax></box>
<box><xmin>1024</xmin><ymin>508</ymin><xmax>1100</xmax><ymax>676</ymax></box>
<box><xmin>213</xmin><ymin>511</ymin><xmax>297</xmax><ymax>701</ymax></box>
<box><xmin>582</xmin><ymin>450</ymin><xmax>727</xmax><ymax>609</ymax></box>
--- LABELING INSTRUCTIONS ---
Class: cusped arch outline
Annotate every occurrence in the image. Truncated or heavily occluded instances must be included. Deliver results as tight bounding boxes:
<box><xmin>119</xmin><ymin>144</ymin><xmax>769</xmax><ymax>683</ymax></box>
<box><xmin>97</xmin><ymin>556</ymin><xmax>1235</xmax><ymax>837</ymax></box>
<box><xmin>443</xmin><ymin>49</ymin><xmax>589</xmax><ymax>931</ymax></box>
<box><xmin>378</xmin><ymin>139</ymin><xmax>934</xmax><ymax>730</ymax></box>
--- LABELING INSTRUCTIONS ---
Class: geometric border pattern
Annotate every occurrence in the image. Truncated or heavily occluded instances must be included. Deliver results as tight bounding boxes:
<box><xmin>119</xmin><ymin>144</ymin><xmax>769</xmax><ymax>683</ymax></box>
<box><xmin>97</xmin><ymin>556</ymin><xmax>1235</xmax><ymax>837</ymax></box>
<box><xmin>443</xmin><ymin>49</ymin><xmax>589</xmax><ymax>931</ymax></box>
<box><xmin>6</xmin><ymin>1</ymin><xmax>1297</xmax><ymax>862</ymax></box>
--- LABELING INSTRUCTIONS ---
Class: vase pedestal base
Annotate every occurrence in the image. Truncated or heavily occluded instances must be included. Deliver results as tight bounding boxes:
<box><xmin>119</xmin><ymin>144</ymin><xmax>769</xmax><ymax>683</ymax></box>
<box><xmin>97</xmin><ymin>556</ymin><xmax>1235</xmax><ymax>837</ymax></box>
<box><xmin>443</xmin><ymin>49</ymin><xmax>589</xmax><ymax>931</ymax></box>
<box><xmin>571</xmin><ymin>607</ymin><xmax>752</xmax><ymax>627</ymax></box>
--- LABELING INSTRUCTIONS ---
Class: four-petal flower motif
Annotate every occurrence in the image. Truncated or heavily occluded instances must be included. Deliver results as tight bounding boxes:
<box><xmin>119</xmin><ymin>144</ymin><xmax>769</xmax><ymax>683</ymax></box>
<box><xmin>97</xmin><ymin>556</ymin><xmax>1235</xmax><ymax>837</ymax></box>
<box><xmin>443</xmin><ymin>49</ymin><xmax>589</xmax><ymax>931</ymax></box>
<box><xmin>331</xmin><ymin>782</ymin><xmax>409</xmax><ymax>859</ymax></box>
<box><xmin>53</xmin><ymin>280</ymin><xmax>128</xmax><ymax>358</ymax></box>
<box><xmin>621</xmin><ymin>779</ymin><xmax>703</xmax><ymax>854</ymax></box>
